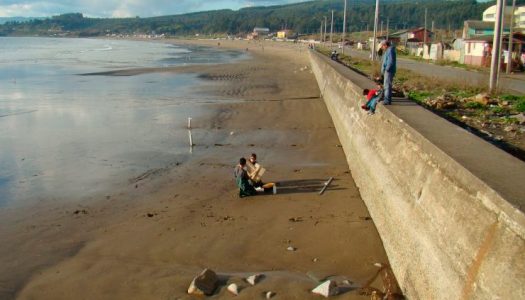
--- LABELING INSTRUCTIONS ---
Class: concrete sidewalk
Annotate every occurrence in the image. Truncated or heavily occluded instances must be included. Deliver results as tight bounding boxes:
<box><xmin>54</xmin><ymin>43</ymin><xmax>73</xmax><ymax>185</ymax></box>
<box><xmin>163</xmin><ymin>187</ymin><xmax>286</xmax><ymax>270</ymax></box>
<box><xmin>344</xmin><ymin>48</ymin><xmax>525</xmax><ymax>95</ymax></box>
<box><xmin>319</xmin><ymin>52</ymin><xmax>525</xmax><ymax>212</ymax></box>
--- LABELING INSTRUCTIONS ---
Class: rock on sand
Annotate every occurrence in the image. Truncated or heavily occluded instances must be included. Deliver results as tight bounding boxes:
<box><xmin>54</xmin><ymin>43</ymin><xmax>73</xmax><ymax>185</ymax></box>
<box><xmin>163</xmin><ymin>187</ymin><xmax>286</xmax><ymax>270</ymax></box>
<box><xmin>246</xmin><ymin>273</ymin><xmax>263</xmax><ymax>286</ymax></box>
<box><xmin>311</xmin><ymin>280</ymin><xmax>339</xmax><ymax>297</ymax></box>
<box><xmin>227</xmin><ymin>283</ymin><xmax>239</xmax><ymax>295</ymax></box>
<box><xmin>187</xmin><ymin>268</ymin><xmax>218</xmax><ymax>296</ymax></box>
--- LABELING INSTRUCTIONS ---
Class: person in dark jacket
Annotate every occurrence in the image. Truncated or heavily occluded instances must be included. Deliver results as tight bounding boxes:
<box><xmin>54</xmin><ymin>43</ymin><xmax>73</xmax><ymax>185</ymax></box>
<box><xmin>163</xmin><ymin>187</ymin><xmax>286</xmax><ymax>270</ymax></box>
<box><xmin>234</xmin><ymin>157</ymin><xmax>256</xmax><ymax>198</ymax></box>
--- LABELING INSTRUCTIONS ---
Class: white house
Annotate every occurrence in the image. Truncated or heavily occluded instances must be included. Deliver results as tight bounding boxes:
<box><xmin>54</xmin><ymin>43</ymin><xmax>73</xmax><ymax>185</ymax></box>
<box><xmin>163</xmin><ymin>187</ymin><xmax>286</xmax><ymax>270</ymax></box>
<box><xmin>483</xmin><ymin>4</ymin><xmax>525</xmax><ymax>33</ymax></box>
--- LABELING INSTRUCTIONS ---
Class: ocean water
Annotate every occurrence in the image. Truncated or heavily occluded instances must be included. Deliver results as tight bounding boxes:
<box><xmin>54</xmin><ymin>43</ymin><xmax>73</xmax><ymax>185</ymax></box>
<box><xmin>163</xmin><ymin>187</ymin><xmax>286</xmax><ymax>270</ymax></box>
<box><xmin>0</xmin><ymin>37</ymin><xmax>244</xmax><ymax>207</ymax></box>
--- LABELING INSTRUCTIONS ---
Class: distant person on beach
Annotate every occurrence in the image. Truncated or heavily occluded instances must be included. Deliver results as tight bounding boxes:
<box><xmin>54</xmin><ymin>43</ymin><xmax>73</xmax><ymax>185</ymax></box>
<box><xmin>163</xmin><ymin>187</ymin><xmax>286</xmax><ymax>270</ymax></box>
<box><xmin>234</xmin><ymin>158</ymin><xmax>256</xmax><ymax>198</ymax></box>
<box><xmin>246</xmin><ymin>153</ymin><xmax>265</xmax><ymax>187</ymax></box>
<box><xmin>379</xmin><ymin>40</ymin><xmax>396</xmax><ymax>105</ymax></box>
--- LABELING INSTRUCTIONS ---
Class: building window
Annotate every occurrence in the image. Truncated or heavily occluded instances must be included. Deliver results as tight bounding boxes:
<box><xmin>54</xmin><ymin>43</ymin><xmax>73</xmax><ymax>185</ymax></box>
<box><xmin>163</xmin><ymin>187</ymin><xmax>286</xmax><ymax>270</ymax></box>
<box><xmin>468</xmin><ymin>43</ymin><xmax>471</xmax><ymax>54</ymax></box>
<box><xmin>485</xmin><ymin>13</ymin><xmax>495</xmax><ymax>19</ymax></box>
<box><xmin>475</xmin><ymin>29</ymin><xmax>484</xmax><ymax>34</ymax></box>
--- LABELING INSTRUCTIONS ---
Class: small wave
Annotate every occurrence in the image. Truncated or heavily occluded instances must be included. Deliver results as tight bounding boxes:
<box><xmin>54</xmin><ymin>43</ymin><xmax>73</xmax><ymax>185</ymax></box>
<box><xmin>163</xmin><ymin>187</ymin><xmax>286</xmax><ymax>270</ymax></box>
<box><xmin>93</xmin><ymin>45</ymin><xmax>113</xmax><ymax>51</ymax></box>
<box><xmin>0</xmin><ymin>110</ymin><xmax>38</xmax><ymax>118</ymax></box>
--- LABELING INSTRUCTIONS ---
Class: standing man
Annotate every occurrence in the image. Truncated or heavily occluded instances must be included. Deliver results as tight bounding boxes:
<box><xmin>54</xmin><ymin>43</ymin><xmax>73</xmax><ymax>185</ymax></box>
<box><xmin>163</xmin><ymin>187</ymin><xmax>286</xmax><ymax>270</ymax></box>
<box><xmin>380</xmin><ymin>40</ymin><xmax>396</xmax><ymax>105</ymax></box>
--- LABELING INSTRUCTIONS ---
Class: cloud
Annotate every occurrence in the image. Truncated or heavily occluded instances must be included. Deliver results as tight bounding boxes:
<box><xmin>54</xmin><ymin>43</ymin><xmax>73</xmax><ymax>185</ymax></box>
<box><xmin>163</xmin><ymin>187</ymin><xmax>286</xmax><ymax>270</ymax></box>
<box><xmin>0</xmin><ymin>0</ymin><xmax>305</xmax><ymax>18</ymax></box>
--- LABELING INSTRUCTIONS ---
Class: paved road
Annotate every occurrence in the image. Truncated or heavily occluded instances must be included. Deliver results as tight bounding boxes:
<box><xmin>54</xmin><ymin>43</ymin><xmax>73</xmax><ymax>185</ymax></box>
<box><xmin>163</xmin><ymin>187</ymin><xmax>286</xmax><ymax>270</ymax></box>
<box><xmin>345</xmin><ymin>48</ymin><xmax>525</xmax><ymax>95</ymax></box>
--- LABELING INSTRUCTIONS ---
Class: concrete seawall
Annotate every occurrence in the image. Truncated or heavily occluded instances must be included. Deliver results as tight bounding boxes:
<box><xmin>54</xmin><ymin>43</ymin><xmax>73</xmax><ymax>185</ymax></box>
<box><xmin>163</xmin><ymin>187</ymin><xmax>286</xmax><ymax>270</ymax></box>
<box><xmin>309</xmin><ymin>51</ymin><xmax>525</xmax><ymax>299</ymax></box>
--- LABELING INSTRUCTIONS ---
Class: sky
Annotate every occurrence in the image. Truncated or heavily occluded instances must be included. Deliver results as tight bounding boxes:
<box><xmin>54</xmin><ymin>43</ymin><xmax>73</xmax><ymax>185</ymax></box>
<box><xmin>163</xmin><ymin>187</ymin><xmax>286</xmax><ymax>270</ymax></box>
<box><xmin>0</xmin><ymin>0</ymin><xmax>308</xmax><ymax>18</ymax></box>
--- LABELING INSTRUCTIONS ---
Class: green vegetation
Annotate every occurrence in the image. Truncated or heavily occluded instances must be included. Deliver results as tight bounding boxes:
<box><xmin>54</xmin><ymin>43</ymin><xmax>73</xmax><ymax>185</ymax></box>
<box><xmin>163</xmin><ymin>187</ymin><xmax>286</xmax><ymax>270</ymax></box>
<box><xmin>407</xmin><ymin>91</ymin><xmax>435</xmax><ymax>103</ymax></box>
<box><xmin>499</xmin><ymin>95</ymin><xmax>525</xmax><ymax>112</ymax></box>
<box><xmin>465</xmin><ymin>102</ymin><xmax>485</xmax><ymax>109</ymax></box>
<box><xmin>516</xmin><ymin>100</ymin><xmax>525</xmax><ymax>112</ymax></box>
<box><xmin>0</xmin><ymin>0</ymin><xmax>506</xmax><ymax>37</ymax></box>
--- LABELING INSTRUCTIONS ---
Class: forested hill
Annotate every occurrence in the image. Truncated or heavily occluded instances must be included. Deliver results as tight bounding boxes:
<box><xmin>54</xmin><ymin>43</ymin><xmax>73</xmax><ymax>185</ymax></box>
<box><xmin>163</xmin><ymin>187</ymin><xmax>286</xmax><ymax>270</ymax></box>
<box><xmin>0</xmin><ymin>0</ymin><xmax>518</xmax><ymax>37</ymax></box>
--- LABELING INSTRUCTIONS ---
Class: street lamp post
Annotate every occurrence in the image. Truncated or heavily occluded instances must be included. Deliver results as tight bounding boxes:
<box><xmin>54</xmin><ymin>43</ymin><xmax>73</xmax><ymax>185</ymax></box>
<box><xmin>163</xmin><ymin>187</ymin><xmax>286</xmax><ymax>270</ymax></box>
<box><xmin>324</xmin><ymin>16</ymin><xmax>328</xmax><ymax>46</ymax></box>
<box><xmin>330</xmin><ymin>10</ymin><xmax>334</xmax><ymax>49</ymax></box>
<box><xmin>342</xmin><ymin>0</ymin><xmax>347</xmax><ymax>55</ymax></box>
<box><xmin>372</xmin><ymin>0</ymin><xmax>379</xmax><ymax>61</ymax></box>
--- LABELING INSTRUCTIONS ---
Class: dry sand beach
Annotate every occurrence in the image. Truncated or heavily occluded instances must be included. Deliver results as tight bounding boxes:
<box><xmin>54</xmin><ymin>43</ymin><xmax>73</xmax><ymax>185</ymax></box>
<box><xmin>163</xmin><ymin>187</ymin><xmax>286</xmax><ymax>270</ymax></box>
<box><xmin>0</xmin><ymin>39</ymin><xmax>392</xmax><ymax>299</ymax></box>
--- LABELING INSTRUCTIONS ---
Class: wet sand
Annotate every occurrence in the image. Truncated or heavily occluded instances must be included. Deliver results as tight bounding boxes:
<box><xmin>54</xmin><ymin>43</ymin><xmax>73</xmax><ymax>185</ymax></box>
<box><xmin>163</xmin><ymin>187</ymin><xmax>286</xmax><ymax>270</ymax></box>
<box><xmin>0</xmin><ymin>39</ymin><xmax>389</xmax><ymax>299</ymax></box>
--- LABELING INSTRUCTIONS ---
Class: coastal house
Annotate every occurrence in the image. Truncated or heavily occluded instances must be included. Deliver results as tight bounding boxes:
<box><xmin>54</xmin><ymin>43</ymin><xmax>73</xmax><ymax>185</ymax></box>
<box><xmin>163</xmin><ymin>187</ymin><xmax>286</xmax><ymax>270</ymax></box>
<box><xmin>483</xmin><ymin>4</ymin><xmax>525</xmax><ymax>33</ymax></box>
<box><xmin>463</xmin><ymin>33</ymin><xmax>525</xmax><ymax>68</ymax></box>
<box><xmin>443</xmin><ymin>39</ymin><xmax>463</xmax><ymax>63</ymax></box>
<box><xmin>387</xmin><ymin>27</ymin><xmax>433</xmax><ymax>45</ymax></box>
<box><xmin>422</xmin><ymin>42</ymin><xmax>446</xmax><ymax>61</ymax></box>
<box><xmin>277</xmin><ymin>29</ymin><xmax>294</xmax><ymax>39</ymax></box>
<box><xmin>462</xmin><ymin>20</ymin><xmax>510</xmax><ymax>39</ymax></box>
<box><xmin>248</xmin><ymin>27</ymin><xmax>270</xmax><ymax>40</ymax></box>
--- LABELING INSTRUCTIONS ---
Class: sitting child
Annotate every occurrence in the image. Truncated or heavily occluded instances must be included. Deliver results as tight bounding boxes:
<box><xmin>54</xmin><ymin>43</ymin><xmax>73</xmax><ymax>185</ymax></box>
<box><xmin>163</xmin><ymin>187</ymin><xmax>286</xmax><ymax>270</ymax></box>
<box><xmin>361</xmin><ymin>84</ymin><xmax>384</xmax><ymax>115</ymax></box>
<box><xmin>246</xmin><ymin>153</ymin><xmax>265</xmax><ymax>188</ymax></box>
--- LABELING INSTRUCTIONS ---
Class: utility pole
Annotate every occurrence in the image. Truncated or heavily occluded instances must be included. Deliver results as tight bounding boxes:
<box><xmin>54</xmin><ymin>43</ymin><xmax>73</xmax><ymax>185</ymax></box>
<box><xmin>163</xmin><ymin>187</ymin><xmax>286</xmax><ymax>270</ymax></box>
<box><xmin>490</xmin><ymin>0</ymin><xmax>504</xmax><ymax>92</ymax></box>
<box><xmin>372</xmin><ymin>0</ymin><xmax>379</xmax><ymax>61</ymax></box>
<box><xmin>423</xmin><ymin>8</ymin><xmax>427</xmax><ymax>58</ymax></box>
<box><xmin>320</xmin><ymin>20</ymin><xmax>323</xmax><ymax>43</ymax></box>
<box><xmin>330</xmin><ymin>10</ymin><xmax>334</xmax><ymax>49</ymax></box>
<box><xmin>507</xmin><ymin>0</ymin><xmax>516</xmax><ymax>74</ymax></box>
<box><xmin>342</xmin><ymin>0</ymin><xmax>347</xmax><ymax>55</ymax></box>
<box><xmin>386</xmin><ymin>18</ymin><xmax>389</xmax><ymax>41</ymax></box>
<box><xmin>324</xmin><ymin>16</ymin><xmax>328</xmax><ymax>46</ymax></box>
<box><xmin>497</xmin><ymin>3</ymin><xmax>505</xmax><ymax>86</ymax></box>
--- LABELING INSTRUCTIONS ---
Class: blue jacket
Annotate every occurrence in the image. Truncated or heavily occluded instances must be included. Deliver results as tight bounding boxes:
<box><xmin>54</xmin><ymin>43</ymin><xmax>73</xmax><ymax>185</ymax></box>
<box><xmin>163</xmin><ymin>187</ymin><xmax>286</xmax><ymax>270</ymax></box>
<box><xmin>381</xmin><ymin>46</ymin><xmax>397</xmax><ymax>75</ymax></box>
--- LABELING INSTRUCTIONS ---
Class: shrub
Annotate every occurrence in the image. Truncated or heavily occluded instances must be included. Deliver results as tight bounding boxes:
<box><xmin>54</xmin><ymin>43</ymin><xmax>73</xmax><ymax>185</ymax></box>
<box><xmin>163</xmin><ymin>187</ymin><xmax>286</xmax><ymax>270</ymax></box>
<box><xmin>465</xmin><ymin>102</ymin><xmax>484</xmax><ymax>109</ymax></box>
<box><xmin>490</xmin><ymin>106</ymin><xmax>505</xmax><ymax>114</ymax></box>
<box><xmin>408</xmin><ymin>91</ymin><xmax>434</xmax><ymax>103</ymax></box>
<box><xmin>515</xmin><ymin>100</ymin><xmax>525</xmax><ymax>112</ymax></box>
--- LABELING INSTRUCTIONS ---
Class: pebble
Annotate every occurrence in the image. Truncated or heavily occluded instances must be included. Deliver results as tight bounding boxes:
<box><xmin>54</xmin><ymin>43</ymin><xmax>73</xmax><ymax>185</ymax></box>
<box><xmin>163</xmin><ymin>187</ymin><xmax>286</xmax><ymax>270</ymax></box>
<box><xmin>227</xmin><ymin>283</ymin><xmax>239</xmax><ymax>296</ymax></box>
<box><xmin>246</xmin><ymin>274</ymin><xmax>263</xmax><ymax>286</ymax></box>
<box><xmin>265</xmin><ymin>291</ymin><xmax>276</xmax><ymax>299</ymax></box>
<box><xmin>187</xmin><ymin>269</ymin><xmax>218</xmax><ymax>296</ymax></box>
<box><xmin>311</xmin><ymin>280</ymin><xmax>339</xmax><ymax>297</ymax></box>
<box><xmin>287</xmin><ymin>246</ymin><xmax>296</xmax><ymax>251</ymax></box>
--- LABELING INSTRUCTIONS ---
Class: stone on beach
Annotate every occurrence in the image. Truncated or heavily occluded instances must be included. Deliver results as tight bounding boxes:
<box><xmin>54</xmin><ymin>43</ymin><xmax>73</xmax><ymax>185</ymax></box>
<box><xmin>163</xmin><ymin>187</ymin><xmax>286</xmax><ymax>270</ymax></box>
<box><xmin>227</xmin><ymin>283</ymin><xmax>239</xmax><ymax>296</ymax></box>
<box><xmin>265</xmin><ymin>291</ymin><xmax>276</xmax><ymax>299</ymax></box>
<box><xmin>311</xmin><ymin>280</ymin><xmax>339</xmax><ymax>297</ymax></box>
<box><xmin>513</xmin><ymin>113</ymin><xmax>525</xmax><ymax>125</ymax></box>
<box><xmin>187</xmin><ymin>268</ymin><xmax>218</xmax><ymax>296</ymax></box>
<box><xmin>246</xmin><ymin>273</ymin><xmax>263</xmax><ymax>286</ymax></box>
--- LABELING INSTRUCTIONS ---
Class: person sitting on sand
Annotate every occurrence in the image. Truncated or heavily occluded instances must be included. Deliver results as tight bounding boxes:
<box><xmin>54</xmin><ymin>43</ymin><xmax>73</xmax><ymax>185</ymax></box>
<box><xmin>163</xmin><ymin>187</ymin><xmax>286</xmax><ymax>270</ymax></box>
<box><xmin>234</xmin><ymin>157</ymin><xmax>256</xmax><ymax>198</ymax></box>
<box><xmin>246</xmin><ymin>153</ymin><xmax>265</xmax><ymax>188</ymax></box>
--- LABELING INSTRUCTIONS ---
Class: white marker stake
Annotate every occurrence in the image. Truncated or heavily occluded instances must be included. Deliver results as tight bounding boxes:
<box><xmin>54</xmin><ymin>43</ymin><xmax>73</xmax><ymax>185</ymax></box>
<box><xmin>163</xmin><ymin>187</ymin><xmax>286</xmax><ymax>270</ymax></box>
<box><xmin>187</xmin><ymin>117</ymin><xmax>192</xmax><ymax>129</ymax></box>
<box><xmin>319</xmin><ymin>177</ymin><xmax>334</xmax><ymax>195</ymax></box>
<box><xmin>188</xmin><ymin>130</ymin><xmax>193</xmax><ymax>147</ymax></box>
